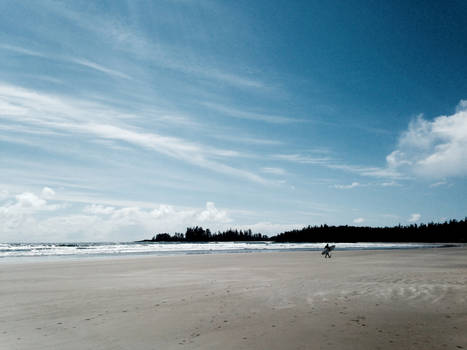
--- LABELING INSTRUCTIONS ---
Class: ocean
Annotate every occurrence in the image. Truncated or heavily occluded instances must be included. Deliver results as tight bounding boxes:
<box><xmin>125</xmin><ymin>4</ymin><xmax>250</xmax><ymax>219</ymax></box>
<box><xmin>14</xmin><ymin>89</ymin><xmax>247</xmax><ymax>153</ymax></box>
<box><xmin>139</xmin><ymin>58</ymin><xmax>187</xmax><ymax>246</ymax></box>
<box><xmin>0</xmin><ymin>241</ymin><xmax>458</xmax><ymax>262</ymax></box>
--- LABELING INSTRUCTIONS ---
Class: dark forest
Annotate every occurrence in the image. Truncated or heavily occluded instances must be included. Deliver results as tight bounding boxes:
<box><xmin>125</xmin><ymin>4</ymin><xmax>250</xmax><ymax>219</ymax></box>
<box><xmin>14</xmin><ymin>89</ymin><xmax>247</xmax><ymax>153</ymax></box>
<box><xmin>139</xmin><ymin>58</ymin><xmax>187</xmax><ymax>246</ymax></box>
<box><xmin>139</xmin><ymin>218</ymin><xmax>466</xmax><ymax>243</ymax></box>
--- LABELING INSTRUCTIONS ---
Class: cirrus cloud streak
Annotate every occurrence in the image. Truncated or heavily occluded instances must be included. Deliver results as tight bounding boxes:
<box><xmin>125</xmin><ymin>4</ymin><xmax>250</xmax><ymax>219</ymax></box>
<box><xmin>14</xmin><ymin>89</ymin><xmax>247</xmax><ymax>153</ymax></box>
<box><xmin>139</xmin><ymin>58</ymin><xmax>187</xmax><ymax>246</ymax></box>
<box><xmin>0</xmin><ymin>83</ymin><xmax>270</xmax><ymax>184</ymax></box>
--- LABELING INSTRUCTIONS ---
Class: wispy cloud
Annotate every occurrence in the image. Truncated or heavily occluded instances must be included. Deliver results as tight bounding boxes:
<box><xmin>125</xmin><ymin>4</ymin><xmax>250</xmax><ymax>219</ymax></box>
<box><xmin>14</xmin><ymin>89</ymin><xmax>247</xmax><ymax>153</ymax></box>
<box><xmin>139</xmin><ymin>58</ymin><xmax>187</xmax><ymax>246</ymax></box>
<box><xmin>34</xmin><ymin>2</ymin><xmax>266</xmax><ymax>90</ymax></box>
<box><xmin>202</xmin><ymin>102</ymin><xmax>301</xmax><ymax>124</ymax></box>
<box><xmin>381</xmin><ymin>213</ymin><xmax>400</xmax><ymax>220</ymax></box>
<box><xmin>333</xmin><ymin>182</ymin><xmax>360</xmax><ymax>189</ymax></box>
<box><xmin>213</xmin><ymin>134</ymin><xmax>283</xmax><ymax>146</ymax></box>
<box><xmin>0</xmin><ymin>82</ymin><xmax>270</xmax><ymax>184</ymax></box>
<box><xmin>353</xmin><ymin>217</ymin><xmax>365</xmax><ymax>224</ymax></box>
<box><xmin>70</xmin><ymin>58</ymin><xmax>132</xmax><ymax>80</ymax></box>
<box><xmin>273</xmin><ymin>153</ymin><xmax>402</xmax><ymax>179</ymax></box>
<box><xmin>381</xmin><ymin>181</ymin><xmax>401</xmax><ymax>187</ymax></box>
<box><xmin>0</xmin><ymin>44</ymin><xmax>46</xmax><ymax>57</ymax></box>
<box><xmin>327</xmin><ymin>164</ymin><xmax>402</xmax><ymax>178</ymax></box>
<box><xmin>429</xmin><ymin>180</ymin><xmax>448</xmax><ymax>188</ymax></box>
<box><xmin>273</xmin><ymin>154</ymin><xmax>332</xmax><ymax>165</ymax></box>
<box><xmin>0</xmin><ymin>44</ymin><xmax>132</xmax><ymax>81</ymax></box>
<box><xmin>261</xmin><ymin>167</ymin><xmax>286</xmax><ymax>175</ymax></box>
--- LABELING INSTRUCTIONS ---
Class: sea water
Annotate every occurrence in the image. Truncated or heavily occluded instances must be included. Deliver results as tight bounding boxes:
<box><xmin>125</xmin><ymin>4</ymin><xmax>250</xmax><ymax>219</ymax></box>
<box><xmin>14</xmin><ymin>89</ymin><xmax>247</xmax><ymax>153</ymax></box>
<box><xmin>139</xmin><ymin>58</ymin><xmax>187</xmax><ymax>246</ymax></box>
<box><xmin>0</xmin><ymin>241</ymin><xmax>458</xmax><ymax>262</ymax></box>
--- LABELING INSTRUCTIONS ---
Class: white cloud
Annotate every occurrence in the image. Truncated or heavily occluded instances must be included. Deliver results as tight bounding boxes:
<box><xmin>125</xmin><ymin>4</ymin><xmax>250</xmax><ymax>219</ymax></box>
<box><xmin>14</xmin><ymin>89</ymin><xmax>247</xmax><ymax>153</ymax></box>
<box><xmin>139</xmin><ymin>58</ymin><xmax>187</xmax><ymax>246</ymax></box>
<box><xmin>0</xmin><ymin>188</ymin><xmax>303</xmax><ymax>241</ymax></box>
<box><xmin>271</xmin><ymin>101</ymin><xmax>467</xmax><ymax>181</ymax></box>
<box><xmin>353</xmin><ymin>217</ymin><xmax>365</xmax><ymax>224</ymax></box>
<box><xmin>277</xmin><ymin>100</ymin><xmax>467</xmax><ymax>180</ymax></box>
<box><xmin>408</xmin><ymin>213</ymin><xmax>421</xmax><ymax>223</ymax></box>
<box><xmin>41</xmin><ymin>187</ymin><xmax>56</xmax><ymax>199</ymax></box>
<box><xmin>15</xmin><ymin>192</ymin><xmax>47</xmax><ymax>209</ymax></box>
<box><xmin>387</xmin><ymin>101</ymin><xmax>467</xmax><ymax>178</ymax></box>
<box><xmin>0</xmin><ymin>192</ymin><xmax>234</xmax><ymax>241</ymax></box>
<box><xmin>381</xmin><ymin>181</ymin><xmax>401</xmax><ymax>187</ymax></box>
<box><xmin>197</xmin><ymin>202</ymin><xmax>231</xmax><ymax>223</ymax></box>
<box><xmin>334</xmin><ymin>182</ymin><xmax>360</xmax><ymax>189</ymax></box>
<box><xmin>83</xmin><ymin>204</ymin><xmax>115</xmax><ymax>215</ymax></box>
<box><xmin>0</xmin><ymin>191</ymin><xmax>61</xmax><ymax>226</ymax></box>
<box><xmin>456</xmin><ymin>100</ymin><xmax>467</xmax><ymax>112</ymax></box>
<box><xmin>0</xmin><ymin>189</ymin><xmax>317</xmax><ymax>241</ymax></box>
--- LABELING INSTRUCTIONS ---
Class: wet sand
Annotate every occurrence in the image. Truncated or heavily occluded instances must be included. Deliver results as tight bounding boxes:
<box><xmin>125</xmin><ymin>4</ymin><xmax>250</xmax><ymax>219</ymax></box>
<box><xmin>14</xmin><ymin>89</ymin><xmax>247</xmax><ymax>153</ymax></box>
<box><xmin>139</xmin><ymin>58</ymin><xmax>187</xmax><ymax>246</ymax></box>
<box><xmin>1</xmin><ymin>248</ymin><xmax>466</xmax><ymax>349</ymax></box>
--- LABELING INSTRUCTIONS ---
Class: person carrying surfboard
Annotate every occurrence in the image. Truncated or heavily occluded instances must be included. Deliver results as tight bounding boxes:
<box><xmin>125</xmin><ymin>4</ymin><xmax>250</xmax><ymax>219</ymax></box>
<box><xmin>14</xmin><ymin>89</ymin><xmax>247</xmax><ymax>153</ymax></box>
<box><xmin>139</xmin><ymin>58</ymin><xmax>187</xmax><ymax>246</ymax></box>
<box><xmin>322</xmin><ymin>243</ymin><xmax>334</xmax><ymax>258</ymax></box>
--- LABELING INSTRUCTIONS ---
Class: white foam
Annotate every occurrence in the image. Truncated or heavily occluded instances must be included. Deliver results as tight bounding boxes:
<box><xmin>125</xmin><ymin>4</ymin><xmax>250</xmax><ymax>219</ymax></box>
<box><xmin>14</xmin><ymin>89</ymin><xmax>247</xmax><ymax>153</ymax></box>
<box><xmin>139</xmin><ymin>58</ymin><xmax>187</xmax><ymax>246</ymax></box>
<box><xmin>0</xmin><ymin>241</ymin><xmax>455</xmax><ymax>259</ymax></box>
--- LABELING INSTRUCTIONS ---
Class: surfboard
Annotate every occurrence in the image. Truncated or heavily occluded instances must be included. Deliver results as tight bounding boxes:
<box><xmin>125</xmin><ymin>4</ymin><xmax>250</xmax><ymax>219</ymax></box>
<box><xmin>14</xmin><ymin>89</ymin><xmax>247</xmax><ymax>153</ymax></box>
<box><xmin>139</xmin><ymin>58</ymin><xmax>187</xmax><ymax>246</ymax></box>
<box><xmin>321</xmin><ymin>245</ymin><xmax>336</xmax><ymax>254</ymax></box>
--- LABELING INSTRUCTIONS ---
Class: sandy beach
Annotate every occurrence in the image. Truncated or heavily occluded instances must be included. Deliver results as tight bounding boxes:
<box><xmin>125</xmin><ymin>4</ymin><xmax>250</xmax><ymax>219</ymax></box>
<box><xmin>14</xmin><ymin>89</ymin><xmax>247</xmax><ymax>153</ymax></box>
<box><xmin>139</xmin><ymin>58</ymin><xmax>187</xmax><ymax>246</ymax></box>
<box><xmin>1</xmin><ymin>248</ymin><xmax>466</xmax><ymax>350</ymax></box>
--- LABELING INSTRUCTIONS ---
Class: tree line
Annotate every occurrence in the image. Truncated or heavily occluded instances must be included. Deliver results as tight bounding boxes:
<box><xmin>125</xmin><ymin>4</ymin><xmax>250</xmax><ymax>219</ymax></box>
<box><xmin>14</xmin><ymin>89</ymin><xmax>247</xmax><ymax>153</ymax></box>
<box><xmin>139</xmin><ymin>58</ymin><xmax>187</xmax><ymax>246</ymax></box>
<box><xmin>139</xmin><ymin>218</ymin><xmax>466</xmax><ymax>243</ymax></box>
<box><xmin>142</xmin><ymin>227</ymin><xmax>268</xmax><ymax>242</ymax></box>
<box><xmin>270</xmin><ymin>218</ymin><xmax>467</xmax><ymax>243</ymax></box>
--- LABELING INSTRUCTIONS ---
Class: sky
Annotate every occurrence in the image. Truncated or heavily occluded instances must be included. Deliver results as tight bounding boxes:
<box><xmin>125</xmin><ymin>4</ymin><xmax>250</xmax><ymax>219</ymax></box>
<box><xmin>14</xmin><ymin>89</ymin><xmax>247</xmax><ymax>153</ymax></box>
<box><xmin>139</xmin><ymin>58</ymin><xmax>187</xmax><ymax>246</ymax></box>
<box><xmin>1</xmin><ymin>0</ymin><xmax>467</xmax><ymax>242</ymax></box>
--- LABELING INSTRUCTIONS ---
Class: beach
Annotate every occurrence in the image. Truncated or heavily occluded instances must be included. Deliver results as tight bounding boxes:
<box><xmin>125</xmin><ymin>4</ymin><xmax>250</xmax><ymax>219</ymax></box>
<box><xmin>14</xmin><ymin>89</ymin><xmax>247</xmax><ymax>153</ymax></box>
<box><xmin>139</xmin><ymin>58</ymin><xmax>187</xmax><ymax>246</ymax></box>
<box><xmin>1</xmin><ymin>248</ymin><xmax>466</xmax><ymax>350</ymax></box>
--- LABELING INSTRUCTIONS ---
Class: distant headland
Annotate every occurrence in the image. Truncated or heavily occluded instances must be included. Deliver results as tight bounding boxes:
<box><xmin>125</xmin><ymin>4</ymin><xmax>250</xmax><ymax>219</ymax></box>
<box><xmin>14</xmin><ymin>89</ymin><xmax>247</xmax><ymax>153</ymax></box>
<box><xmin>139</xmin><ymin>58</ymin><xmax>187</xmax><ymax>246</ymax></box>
<box><xmin>137</xmin><ymin>218</ymin><xmax>467</xmax><ymax>243</ymax></box>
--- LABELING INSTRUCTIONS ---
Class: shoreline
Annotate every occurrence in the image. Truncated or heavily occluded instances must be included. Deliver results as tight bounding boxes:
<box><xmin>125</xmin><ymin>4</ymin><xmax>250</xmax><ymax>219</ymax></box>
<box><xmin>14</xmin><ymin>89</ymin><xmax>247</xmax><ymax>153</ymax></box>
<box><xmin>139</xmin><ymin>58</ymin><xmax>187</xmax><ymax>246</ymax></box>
<box><xmin>1</xmin><ymin>242</ymin><xmax>463</xmax><ymax>264</ymax></box>
<box><xmin>1</xmin><ymin>248</ymin><xmax>466</xmax><ymax>349</ymax></box>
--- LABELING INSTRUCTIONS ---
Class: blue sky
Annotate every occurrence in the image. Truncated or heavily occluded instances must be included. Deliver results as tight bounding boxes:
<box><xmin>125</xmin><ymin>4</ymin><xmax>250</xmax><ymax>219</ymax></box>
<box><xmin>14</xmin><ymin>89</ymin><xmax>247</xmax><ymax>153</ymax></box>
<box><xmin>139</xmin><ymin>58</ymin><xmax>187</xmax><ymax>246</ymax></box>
<box><xmin>1</xmin><ymin>0</ymin><xmax>467</xmax><ymax>242</ymax></box>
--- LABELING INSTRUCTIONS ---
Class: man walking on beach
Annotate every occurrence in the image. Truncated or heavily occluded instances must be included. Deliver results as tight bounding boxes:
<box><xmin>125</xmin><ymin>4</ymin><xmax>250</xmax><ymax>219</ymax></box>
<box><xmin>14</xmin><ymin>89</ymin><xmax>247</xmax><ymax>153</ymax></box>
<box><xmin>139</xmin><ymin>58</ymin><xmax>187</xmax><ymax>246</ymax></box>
<box><xmin>323</xmin><ymin>243</ymin><xmax>332</xmax><ymax>258</ymax></box>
